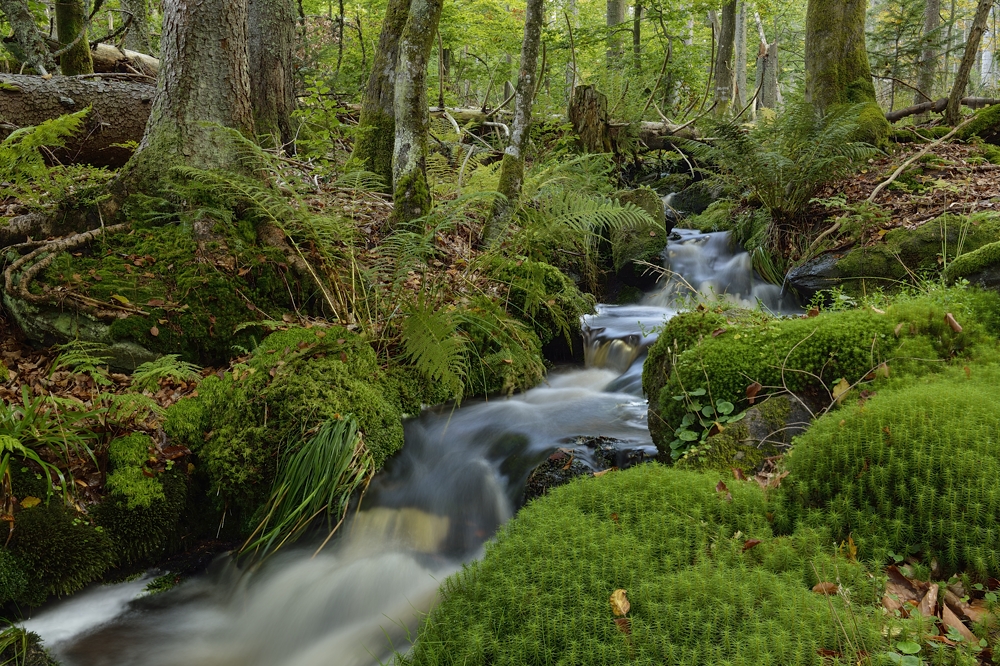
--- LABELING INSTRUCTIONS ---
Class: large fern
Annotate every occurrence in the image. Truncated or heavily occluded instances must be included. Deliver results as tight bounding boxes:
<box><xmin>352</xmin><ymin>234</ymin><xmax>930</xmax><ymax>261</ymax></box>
<box><xmin>401</xmin><ymin>295</ymin><xmax>468</xmax><ymax>401</ymax></box>
<box><xmin>0</xmin><ymin>108</ymin><xmax>88</xmax><ymax>182</ymax></box>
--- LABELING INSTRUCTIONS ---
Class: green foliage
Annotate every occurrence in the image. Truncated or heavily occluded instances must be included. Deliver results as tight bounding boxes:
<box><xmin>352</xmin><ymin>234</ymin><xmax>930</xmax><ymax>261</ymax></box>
<box><xmin>103</xmin><ymin>434</ymin><xmax>163</xmax><ymax>509</ymax></box>
<box><xmin>0</xmin><ymin>109</ymin><xmax>87</xmax><ymax>182</ymax></box>
<box><xmin>242</xmin><ymin>417</ymin><xmax>372</xmax><ymax>559</ymax></box>
<box><xmin>130</xmin><ymin>355</ymin><xmax>202</xmax><ymax>393</ymax></box>
<box><xmin>0</xmin><ymin>626</ymin><xmax>57</xmax><ymax>666</ymax></box>
<box><xmin>401</xmin><ymin>296</ymin><xmax>468</xmax><ymax>401</ymax></box>
<box><xmin>668</xmin><ymin>387</ymin><xmax>746</xmax><ymax>461</ymax></box>
<box><xmin>780</xmin><ymin>367</ymin><xmax>1000</xmax><ymax>577</ymax></box>
<box><xmin>456</xmin><ymin>297</ymin><xmax>547</xmax><ymax>396</ymax></box>
<box><xmin>94</xmin><ymin>471</ymin><xmax>188</xmax><ymax>566</ymax></box>
<box><xmin>50</xmin><ymin>340</ymin><xmax>113</xmax><ymax>386</ymax></box>
<box><xmin>682</xmin><ymin>199</ymin><xmax>737</xmax><ymax>232</ymax></box>
<box><xmin>405</xmin><ymin>465</ymin><xmax>885</xmax><ymax>666</ymax></box>
<box><xmin>0</xmin><ymin>550</ymin><xmax>28</xmax><ymax>606</ymax></box>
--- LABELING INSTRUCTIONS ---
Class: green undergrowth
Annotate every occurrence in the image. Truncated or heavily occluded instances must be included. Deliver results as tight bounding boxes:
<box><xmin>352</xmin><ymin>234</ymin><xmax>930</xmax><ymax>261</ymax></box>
<box><xmin>164</xmin><ymin>326</ymin><xmax>444</xmax><ymax>528</ymax></box>
<box><xmin>642</xmin><ymin>287</ymin><xmax>1000</xmax><ymax>459</ymax></box>
<box><xmin>681</xmin><ymin>199</ymin><xmax>736</xmax><ymax>232</ymax></box>
<box><xmin>37</xmin><ymin>220</ymin><xmax>309</xmax><ymax>365</ymax></box>
<box><xmin>778</xmin><ymin>367</ymin><xmax>1000</xmax><ymax>579</ymax></box>
<box><xmin>405</xmin><ymin>465</ymin><xmax>922</xmax><ymax>666</ymax></box>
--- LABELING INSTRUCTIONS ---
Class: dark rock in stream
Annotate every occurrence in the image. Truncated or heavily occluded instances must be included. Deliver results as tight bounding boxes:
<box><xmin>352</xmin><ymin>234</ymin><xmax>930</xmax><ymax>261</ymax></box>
<box><xmin>521</xmin><ymin>436</ymin><xmax>651</xmax><ymax>503</ymax></box>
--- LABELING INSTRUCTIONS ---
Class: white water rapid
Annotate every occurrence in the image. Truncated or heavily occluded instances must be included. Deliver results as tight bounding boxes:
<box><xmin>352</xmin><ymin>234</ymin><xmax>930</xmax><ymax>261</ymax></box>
<box><xmin>23</xmin><ymin>229</ymin><xmax>795</xmax><ymax>666</ymax></box>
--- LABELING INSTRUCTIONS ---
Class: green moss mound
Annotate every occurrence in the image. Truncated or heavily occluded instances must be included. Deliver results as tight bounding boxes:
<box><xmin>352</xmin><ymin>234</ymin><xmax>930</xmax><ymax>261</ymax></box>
<box><xmin>165</xmin><ymin>326</ymin><xmax>430</xmax><ymax>524</ymax></box>
<box><xmin>610</xmin><ymin>188</ymin><xmax>667</xmax><ymax>271</ymax></box>
<box><xmin>102</xmin><ymin>433</ymin><xmax>164</xmax><ymax>509</ymax></box>
<box><xmin>95</xmin><ymin>471</ymin><xmax>188</xmax><ymax>567</ymax></box>
<box><xmin>37</xmin><ymin>221</ymin><xmax>307</xmax><ymax>365</ymax></box>
<box><xmin>681</xmin><ymin>199</ymin><xmax>736</xmax><ymax>232</ymax></box>
<box><xmin>780</xmin><ymin>368</ymin><xmax>1000</xmax><ymax>577</ymax></box>
<box><xmin>944</xmin><ymin>240</ymin><xmax>1000</xmax><ymax>285</ymax></box>
<box><xmin>406</xmin><ymin>466</ymin><xmax>883</xmax><ymax>666</ymax></box>
<box><xmin>957</xmin><ymin>104</ymin><xmax>1000</xmax><ymax>145</ymax></box>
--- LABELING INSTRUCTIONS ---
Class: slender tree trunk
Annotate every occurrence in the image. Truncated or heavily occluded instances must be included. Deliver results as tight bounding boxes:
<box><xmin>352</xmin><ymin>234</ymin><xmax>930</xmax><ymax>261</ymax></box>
<box><xmin>391</xmin><ymin>0</ymin><xmax>444</xmax><ymax>228</ymax></box>
<box><xmin>486</xmin><ymin>0</ymin><xmax>544</xmax><ymax>242</ymax></box>
<box><xmin>944</xmin><ymin>0</ymin><xmax>957</xmax><ymax>90</ymax></box>
<box><xmin>249</xmin><ymin>0</ymin><xmax>297</xmax><ymax>150</ymax></box>
<box><xmin>804</xmin><ymin>0</ymin><xmax>877</xmax><ymax>112</ymax></box>
<box><xmin>945</xmin><ymin>0</ymin><xmax>992</xmax><ymax>124</ymax></box>
<box><xmin>914</xmin><ymin>0</ymin><xmax>941</xmax><ymax>105</ymax></box>
<box><xmin>55</xmin><ymin>0</ymin><xmax>94</xmax><ymax>75</ymax></box>
<box><xmin>758</xmin><ymin>40</ymin><xmax>779</xmax><ymax>109</ymax></box>
<box><xmin>734</xmin><ymin>0</ymin><xmax>747</xmax><ymax>109</ymax></box>
<box><xmin>0</xmin><ymin>0</ymin><xmax>55</xmax><ymax>74</ymax></box>
<box><xmin>632</xmin><ymin>1</ymin><xmax>642</xmax><ymax>73</ymax></box>
<box><xmin>121</xmin><ymin>0</ymin><xmax>253</xmax><ymax>189</ymax></box>
<box><xmin>714</xmin><ymin>0</ymin><xmax>736</xmax><ymax>115</ymax></box>
<box><xmin>120</xmin><ymin>0</ymin><xmax>152</xmax><ymax>53</ymax></box>
<box><xmin>350</xmin><ymin>0</ymin><xmax>411</xmax><ymax>190</ymax></box>
<box><xmin>606</xmin><ymin>0</ymin><xmax>625</xmax><ymax>66</ymax></box>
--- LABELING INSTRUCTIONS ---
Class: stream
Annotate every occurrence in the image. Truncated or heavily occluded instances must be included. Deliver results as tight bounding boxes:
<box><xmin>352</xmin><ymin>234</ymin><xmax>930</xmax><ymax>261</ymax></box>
<box><xmin>23</xmin><ymin>229</ymin><xmax>796</xmax><ymax>666</ymax></box>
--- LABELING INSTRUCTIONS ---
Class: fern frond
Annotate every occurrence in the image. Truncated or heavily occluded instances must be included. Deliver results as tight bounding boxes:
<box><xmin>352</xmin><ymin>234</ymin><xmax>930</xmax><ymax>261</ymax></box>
<box><xmin>0</xmin><ymin>109</ymin><xmax>89</xmax><ymax>182</ymax></box>
<box><xmin>131</xmin><ymin>355</ymin><xmax>202</xmax><ymax>393</ymax></box>
<box><xmin>401</xmin><ymin>296</ymin><xmax>468</xmax><ymax>401</ymax></box>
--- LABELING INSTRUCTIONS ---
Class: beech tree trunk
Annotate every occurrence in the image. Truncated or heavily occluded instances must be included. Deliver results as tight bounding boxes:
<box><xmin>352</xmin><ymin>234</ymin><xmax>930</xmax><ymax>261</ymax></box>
<box><xmin>606</xmin><ymin>0</ymin><xmax>625</xmax><ymax>66</ymax></box>
<box><xmin>914</xmin><ymin>0</ymin><xmax>941</xmax><ymax>105</ymax></box>
<box><xmin>0</xmin><ymin>0</ymin><xmax>54</xmax><ymax>74</ymax></box>
<box><xmin>120</xmin><ymin>0</ymin><xmax>152</xmax><ymax>54</ymax></box>
<box><xmin>391</xmin><ymin>0</ymin><xmax>444</xmax><ymax>228</ymax></box>
<box><xmin>804</xmin><ymin>0</ymin><xmax>877</xmax><ymax>112</ymax></box>
<box><xmin>734</xmin><ymin>1</ymin><xmax>747</xmax><ymax>109</ymax></box>
<box><xmin>249</xmin><ymin>0</ymin><xmax>297</xmax><ymax>150</ymax></box>
<box><xmin>351</xmin><ymin>0</ymin><xmax>412</xmax><ymax>190</ymax></box>
<box><xmin>121</xmin><ymin>0</ymin><xmax>253</xmax><ymax>189</ymax></box>
<box><xmin>487</xmin><ymin>0</ymin><xmax>544</xmax><ymax>241</ymax></box>
<box><xmin>55</xmin><ymin>0</ymin><xmax>94</xmax><ymax>76</ymax></box>
<box><xmin>632</xmin><ymin>1</ymin><xmax>642</xmax><ymax>73</ymax></box>
<box><xmin>945</xmin><ymin>0</ymin><xmax>992</xmax><ymax>125</ymax></box>
<box><xmin>757</xmin><ymin>41</ymin><xmax>779</xmax><ymax>109</ymax></box>
<box><xmin>0</xmin><ymin>74</ymin><xmax>154</xmax><ymax>167</ymax></box>
<box><xmin>714</xmin><ymin>1</ymin><xmax>736</xmax><ymax>115</ymax></box>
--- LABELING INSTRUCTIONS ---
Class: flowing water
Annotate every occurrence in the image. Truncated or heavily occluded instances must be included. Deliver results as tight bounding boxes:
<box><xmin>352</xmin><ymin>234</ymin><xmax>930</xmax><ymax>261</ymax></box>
<box><xmin>24</xmin><ymin>229</ymin><xmax>795</xmax><ymax>666</ymax></box>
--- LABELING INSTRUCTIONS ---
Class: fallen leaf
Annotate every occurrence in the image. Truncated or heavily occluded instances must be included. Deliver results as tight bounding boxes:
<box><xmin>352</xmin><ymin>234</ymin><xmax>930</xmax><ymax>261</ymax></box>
<box><xmin>742</xmin><ymin>539</ymin><xmax>762</xmax><ymax>552</ymax></box>
<box><xmin>110</xmin><ymin>294</ymin><xmax>131</xmax><ymax>305</ymax></box>
<box><xmin>813</xmin><ymin>582</ymin><xmax>839</xmax><ymax>595</ymax></box>
<box><xmin>610</xmin><ymin>512</ymin><xmax>619</xmax><ymax>523</ymax></box>
<box><xmin>916</xmin><ymin>583</ymin><xmax>939</xmax><ymax>617</ymax></box>
<box><xmin>715</xmin><ymin>480</ymin><xmax>733</xmax><ymax>502</ymax></box>
<box><xmin>614</xmin><ymin>617</ymin><xmax>631</xmax><ymax>634</ymax></box>
<box><xmin>732</xmin><ymin>467</ymin><xmax>747</xmax><ymax>481</ymax></box>
<box><xmin>816</xmin><ymin>649</ymin><xmax>842</xmax><ymax>658</ymax></box>
<box><xmin>945</xmin><ymin>312</ymin><xmax>962</xmax><ymax>333</ymax></box>
<box><xmin>19</xmin><ymin>496</ymin><xmax>40</xmax><ymax>509</ymax></box>
<box><xmin>941</xmin><ymin>600</ymin><xmax>976</xmax><ymax>642</ymax></box>
<box><xmin>964</xmin><ymin>365</ymin><xmax>971</xmax><ymax>378</ymax></box>
<box><xmin>807</xmin><ymin>307</ymin><xmax>820</xmax><ymax>318</ymax></box>
<box><xmin>610</xmin><ymin>589</ymin><xmax>630</xmax><ymax>616</ymax></box>
<box><xmin>711</xmin><ymin>327</ymin><xmax>727</xmax><ymax>337</ymax></box>
<box><xmin>746</xmin><ymin>381</ymin><xmax>762</xmax><ymax>404</ymax></box>
<box><xmin>150</xmin><ymin>326</ymin><xmax>159</xmax><ymax>337</ymax></box>
<box><xmin>593</xmin><ymin>468</ymin><xmax>616</xmax><ymax>477</ymax></box>
<box><xmin>894</xmin><ymin>322</ymin><xmax>905</xmax><ymax>337</ymax></box>
<box><xmin>832</xmin><ymin>378</ymin><xmax>851</xmax><ymax>404</ymax></box>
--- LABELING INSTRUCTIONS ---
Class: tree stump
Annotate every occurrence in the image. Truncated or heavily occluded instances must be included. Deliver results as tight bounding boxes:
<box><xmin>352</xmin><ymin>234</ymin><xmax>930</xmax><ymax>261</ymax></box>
<box><xmin>569</xmin><ymin>85</ymin><xmax>611</xmax><ymax>153</ymax></box>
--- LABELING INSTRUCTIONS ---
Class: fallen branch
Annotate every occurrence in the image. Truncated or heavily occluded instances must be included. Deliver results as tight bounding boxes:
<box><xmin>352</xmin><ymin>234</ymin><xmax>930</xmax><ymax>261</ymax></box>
<box><xmin>885</xmin><ymin>96</ymin><xmax>1000</xmax><ymax>122</ymax></box>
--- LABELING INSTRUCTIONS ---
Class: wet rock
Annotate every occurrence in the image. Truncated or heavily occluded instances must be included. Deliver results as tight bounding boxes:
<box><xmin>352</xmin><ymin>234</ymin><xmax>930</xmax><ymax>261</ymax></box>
<box><xmin>521</xmin><ymin>436</ymin><xmax>652</xmax><ymax>503</ymax></box>
<box><xmin>785</xmin><ymin>253</ymin><xmax>845</xmax><ymax>302</ymax></box>
<box><xmin>669</xmin><ymin>180</ymin><xmax>724</xmax><ymax>215</ymax></box>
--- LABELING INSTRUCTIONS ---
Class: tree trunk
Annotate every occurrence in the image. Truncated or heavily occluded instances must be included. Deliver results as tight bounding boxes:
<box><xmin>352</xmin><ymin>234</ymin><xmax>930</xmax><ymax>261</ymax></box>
<box><xmin>90</xmin><ymin>43</ymin><xmax>159</xmax><ymax>76</ymax></box>
<box><xmin>249</xmin><ymin>0</ymin><xmax>297</xmax><ymax>150</ymax></box>
<box><xmin>121</xmin><ymin>0</ymin><xmax>253</xmax><ymax>189</ymax></box>
<box><xmin>120</xmin><ymin>0</ymin><xmax>152</xmax><ymax>54</ymax></box>
<box><xmin>487</xmin><ymin>0</ymin><xmax>544</xmax><ymax>242</ymax></box>
<box><xmin>391</xmin><ymin>0</ymin><xmax>444</xmax><ymax>228</ymax></box>
<box><xmin>0</xmin><ymin>74</ymin><xmax>154</xmax><ymax>167</ymax></box>
<box><xmin>606</xmin><ymin>0</ymin><xmax>625</xmax><ymax>66</ymax></box>
<box><xmin>569</xmin><ymin>85</ymin><xmax>611</xmax><ymax>152</ymax></box>
<box><xmin>758</xmin><ymin>41</ymin><xmax>779</xmax><ymax>109</ymax></box>
<box><xmin>351</xmin><ymin>0</ymin><xmax>412</xmax><ymax>190</ymax></box>
<box><xmin>0</xmin><ymin>0</ymin><xmax>55</xmax><ymax>74</ymax></box>
<box><xmin>945</xmin><ymin>0</ymin><xmax>992</xmax><ymax>124</ymax></box>
<box><xmin>734</xmin><ymin>1</ymin><xmax>747</xmax><ymax>110</ymax></box>
<box><xmin>914</xmin><ymin>0</ymin><xmax>941</xmax><ymax>105</ymax></box>
<box><xmin>55</xmin><ymin>0</ymin><xmax>94</xmax><ymax>76</ymax></box>
<box><xmin>632</xmin><ymin>1</ymin><xmax>642</xmax><ymax>73</ymax></box>
<box><xmin>804</xmin><ymin>0</ymin><xmax>877</xmax><ymax>112</ymax></box>
<box><xmin>714</xmin><ymin>0</ymin><xmax>736</xmax><ymax>115</ymax></box>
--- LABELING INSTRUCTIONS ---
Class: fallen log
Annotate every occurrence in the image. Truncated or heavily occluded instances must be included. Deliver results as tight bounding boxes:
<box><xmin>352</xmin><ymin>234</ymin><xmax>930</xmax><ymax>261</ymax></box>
<box><xmin>90</xmin><ymin>43</ymin><xmax>159</xmax><ymax>77</ymax></box>
<box><xmin>0</xmin><ymin>73</ymin><xmax>154</xmax><ymax>167</ymax></box>
<box><xmin>636</xmin><ymin>121</ymin><xmax>700</xmax><ymax>149</ymax></box>
<box><xmin>885</xmin><ymin>96</ymin><xmax>1000</xmax><ymax>122</ymax></box>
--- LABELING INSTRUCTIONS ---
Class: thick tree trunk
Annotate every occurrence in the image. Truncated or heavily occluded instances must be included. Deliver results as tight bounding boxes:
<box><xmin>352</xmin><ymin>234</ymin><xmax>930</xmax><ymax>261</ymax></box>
<box><xmin>121</xmin><ymin>0</ymin><xmax>253</xmax><ymax>189</ymax></box>
<box><xmin>0</xmin><ymin>0</ymin><xmax>54</xmax><ymax>74</ymax></box>
<box><xmin>804</xmin><ymin>0</ymin><xmax>876</xmax><ymax>112</ymax></box>
<box><xmin>914</xmin><ymin>0</ymin><xmax>941</xmax><ymax>105</ymax></box>
<box><xmin>714</xmin><ymin>0</ymin><xmax>736</xmax><ymax>115</ymax></box>
<box><xmin>120</xmin><ymin>0</ymin><xmax>152</xmax><ymax>54</ymax></box>
<box><xmin>606</xmin><ymin>0</ymin><xmax>625</xmax><ymax>66</ymax></box>
<box><xmin>569</xmin><ymin>85</ymin><xmax>611</xmax><ymax>152</ymax></box>
<box><xmin>0</xmin><ymin>74</ymin><xmax>153</xmax><ymax>166</ymax></box>
<box><xmin>55</xmin><ymin>0</ymin><xmax>94</xmax><ymax>76</ymax></box>
<box><xmin>487</xmin><ymin>0</ymin><xmax>544</xmax><ymax>241</ymax></box>
<box><xmin>391</xmin><ymin>0</ymin><xmax>444</xmax><ymax>228</ymax></box>
<box><xmin>734</xmin><ymin>1</ymin><xmax>747</xmax><ymax>109</ymax></box>
<box><xmin>758</xmin><ymin>41</ymin><xmax>779</xmax><ymax>110</ymax></box>
<box><xmin>351</xmin><ymin>0</ymin><xmax>412</xmax><ymax>190</ymax></box>
<box><xmin>249</xmin><ymin>0</ymin><xmax>297</xmax><ymax>150</ymax></box>
<box><xmin>945</xmin><ymin>0</ymin><xmax>992</xmax><ymax>125</ymax></box>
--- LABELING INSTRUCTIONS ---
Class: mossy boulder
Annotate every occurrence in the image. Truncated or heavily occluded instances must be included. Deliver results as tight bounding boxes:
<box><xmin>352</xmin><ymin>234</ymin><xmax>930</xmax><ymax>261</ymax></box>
<box><xmin>610</xmin><ymin>188</ymin><xmax>668</xmax><ymax>269</ymax></box>
<box><xmin>787</xmin><ymin>213</ymin><xmax>1000</xmax><ymax>300</ymax></box>
<box><xmin>944</xmin><ymin>239</ymin><xmax>1000</xmax><ymax>290</ymax></box>
<box><xmin>956</xmin><ymin>104</ymin><xmax>1000</xmax><ymax>145</ymax></box>
<box><xmin>852</xmin><ymin>102</ymin><xmax>892</xmax><ymax>147</ymax></box>
<box><xmin>680</xmin><ymin>199</ymin><xmax>736</xmax><ymax>232</ymax></box>
<box><xmin>669</xmin><ymin>179</ymin><xmax>723</xmax><ymax>215</ymax></box>
<box><xmin>779</xmin><ymin>367</ymin><xmax>1000</xmax><ymax>577</ymax></box>
<box><xmin>11</xmin><ymin>221</ymin><xmax>310</xmax><ymax>368</ymax></box>
<box><xmin>405</xmin><ymin>465</ymin><xmax>885</xmax><ymax>666</ymax></box>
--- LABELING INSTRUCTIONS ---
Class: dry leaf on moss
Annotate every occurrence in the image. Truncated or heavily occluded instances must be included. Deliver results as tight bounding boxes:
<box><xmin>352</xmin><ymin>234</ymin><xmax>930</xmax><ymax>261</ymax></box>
<box><xmin>813</xmin><ymin>582</ymin><xmax>838</xmax><ymax>595</ymax></box>
<box><xmin>610</xmin><ymin>589</ymin><xmax>630</xmax><ymax>616</ymax></box>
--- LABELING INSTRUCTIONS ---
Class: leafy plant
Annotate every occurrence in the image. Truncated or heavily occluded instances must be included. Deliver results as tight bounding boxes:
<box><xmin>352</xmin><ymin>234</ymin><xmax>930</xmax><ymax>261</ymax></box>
<box><xmin>401</xmin><ymin>295</ymin><xmax>468</xmax><ymax>401</ymax></box>
<box><xmin>0</xmin><ymin>109</ymin><xmax>88</xmax><ymax>182</ymax></box>
<box><xmin>50</xmin><ymin>340</ymin><xmax>113</xmax><ymax>387</ymax></box>
<box><xmin>131</xmin><ymin>355</ymin><xmax>202</xmax><ymax>393</ymax></box>
<box><xmin>669</xmin><ymin>387</ymin><xmax>746</xmax><ymax>461</ymax></box>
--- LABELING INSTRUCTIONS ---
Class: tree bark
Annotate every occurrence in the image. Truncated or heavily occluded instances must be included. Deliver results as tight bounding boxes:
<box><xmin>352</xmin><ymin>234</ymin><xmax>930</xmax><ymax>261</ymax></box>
<box><xmin>351</xmin><ymin>0</ymin><xmax>412</xmax><ymax>190</ymax></box>
<box><xmin>0</xmin><ymin>0</ymin><xmax>55</xmax><ymax>74</ymax></box>
<box><xmin>569</xmin><ymin>85</ymin><xmax>611</xmax><ymax>152</ymax></box>
<box><xmin>804</xmin><ymin>0</ymin><xmax>877</xmax><ymax>112</ymax></box>
<box><xmin>758</xmin><ymin>41</ymin><xmax>779</xmax><ymax>109</ymax></box>
<box><xmin>90</xmin><ymin>43</ymin><xmax>159</xmax><ymax>76</ymax></box>
<box><xmin>487</xmin><ymin>0</ymin><xmax>544</xmax><ymax>241</ymax></box>
<box><xmin>714</xmin><ymin>0</ymin><xmax>736</xmax><ymax>115</ymax></box>
<box><xmin>734</xmin><ymin>1</ymin><xmax>747</xmax><ymax>110</ymax></box>
<box><xmin>120</xmin><ymin>0</ymin><xmax>152</xmax><ymax>54</ymax></box>
<box><xmin>0</xmin><ymin>74</ymin><xmax>154</xmax><ymax>167</ymax></box>
<box><xmin>632</xmin><ymin>1</ymin><xmax>642</xmax><ymax>73</ymax></box>
<box><xmin>248</xmin><ymin>0</ymin><xmax>297</xmax><ymax>150</ymax></box>
<box><xmin>120</xmin><ymin>0</ymin><xmax>253</xmax><ymax>189</ymax></box>
<box><xmin>391</xmin><ymin>0</ymin><xmax>444</xmax><ymax>228</ymax></box>
<box><xmin>945</xmin><ymin>0</ymin><xmax>992</xmax><ymax>125</ymax></box>
<box><xmin>606</xmin><ymin>0</ymin><xmax>625</xmax><ymax>66</ymax></box>
<box><xmin>886</xmin><ymin>95</ymin><xmax>999</xmax><ymax>121</ymax></box>
<box><xmin>55</xmin><ymin>0</ymin><xmax>94</xmax><ymax>76</ymax></box>
<box><xmin>914</xmin><ymin>0</ymin><xmax>941</xmax><ymax>105</ymax></box>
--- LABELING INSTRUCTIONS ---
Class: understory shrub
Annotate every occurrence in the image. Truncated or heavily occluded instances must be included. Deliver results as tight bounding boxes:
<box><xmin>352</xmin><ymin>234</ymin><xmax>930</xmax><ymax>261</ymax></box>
<box><xmin>779</xmin><ymin>368</ymin><xmax>1000</xmax><ymax>578</ymax></box>
<box><xmin>405</xmin><ymin>465</ymin><xmax>887</xmax><ymax>666</ymax></box>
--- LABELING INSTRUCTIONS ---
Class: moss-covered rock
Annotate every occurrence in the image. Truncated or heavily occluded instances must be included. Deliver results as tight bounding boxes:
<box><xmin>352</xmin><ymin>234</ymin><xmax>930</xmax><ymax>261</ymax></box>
<box><xmin>17</xmin><ymin>221</ymin><xmax>309</xmax><ymax>368</ymax></box>
<box><xmin>787</xmin><ymin>213</ymin><xmax>1000</xmax><ymax>300</ymax></box>
<box><xmin>610</xmin><ymin>188</ymin><xmax>668</xmax><ymax>270</ymax></box>
<box><xmin>680</xmin><ymin>199</ymin><xmax>736</xmax><ymax>232</ymax></box>
<box><xmin>853</xmin><ymin>102</ymin><xmax>892</xmax><ymax>147</ymax></box>
<box><xmin>95</xmin><ymin>471</ymin><xmax>188</xmax><ymax>567</ymax></box>
<box><xmin>405</xmin><ymin>465</ymin><xmax>886</xmax><ymax>666</ymax></box>
<box><xmin>956</xmin><ymin>103</ymin><xmax>1000</xmax><ymax>145</ymax></box>
<box><xmin>944</xmin><ymin>239</ymin><xmax>1000</xmax><ymax>289</ymax></box>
